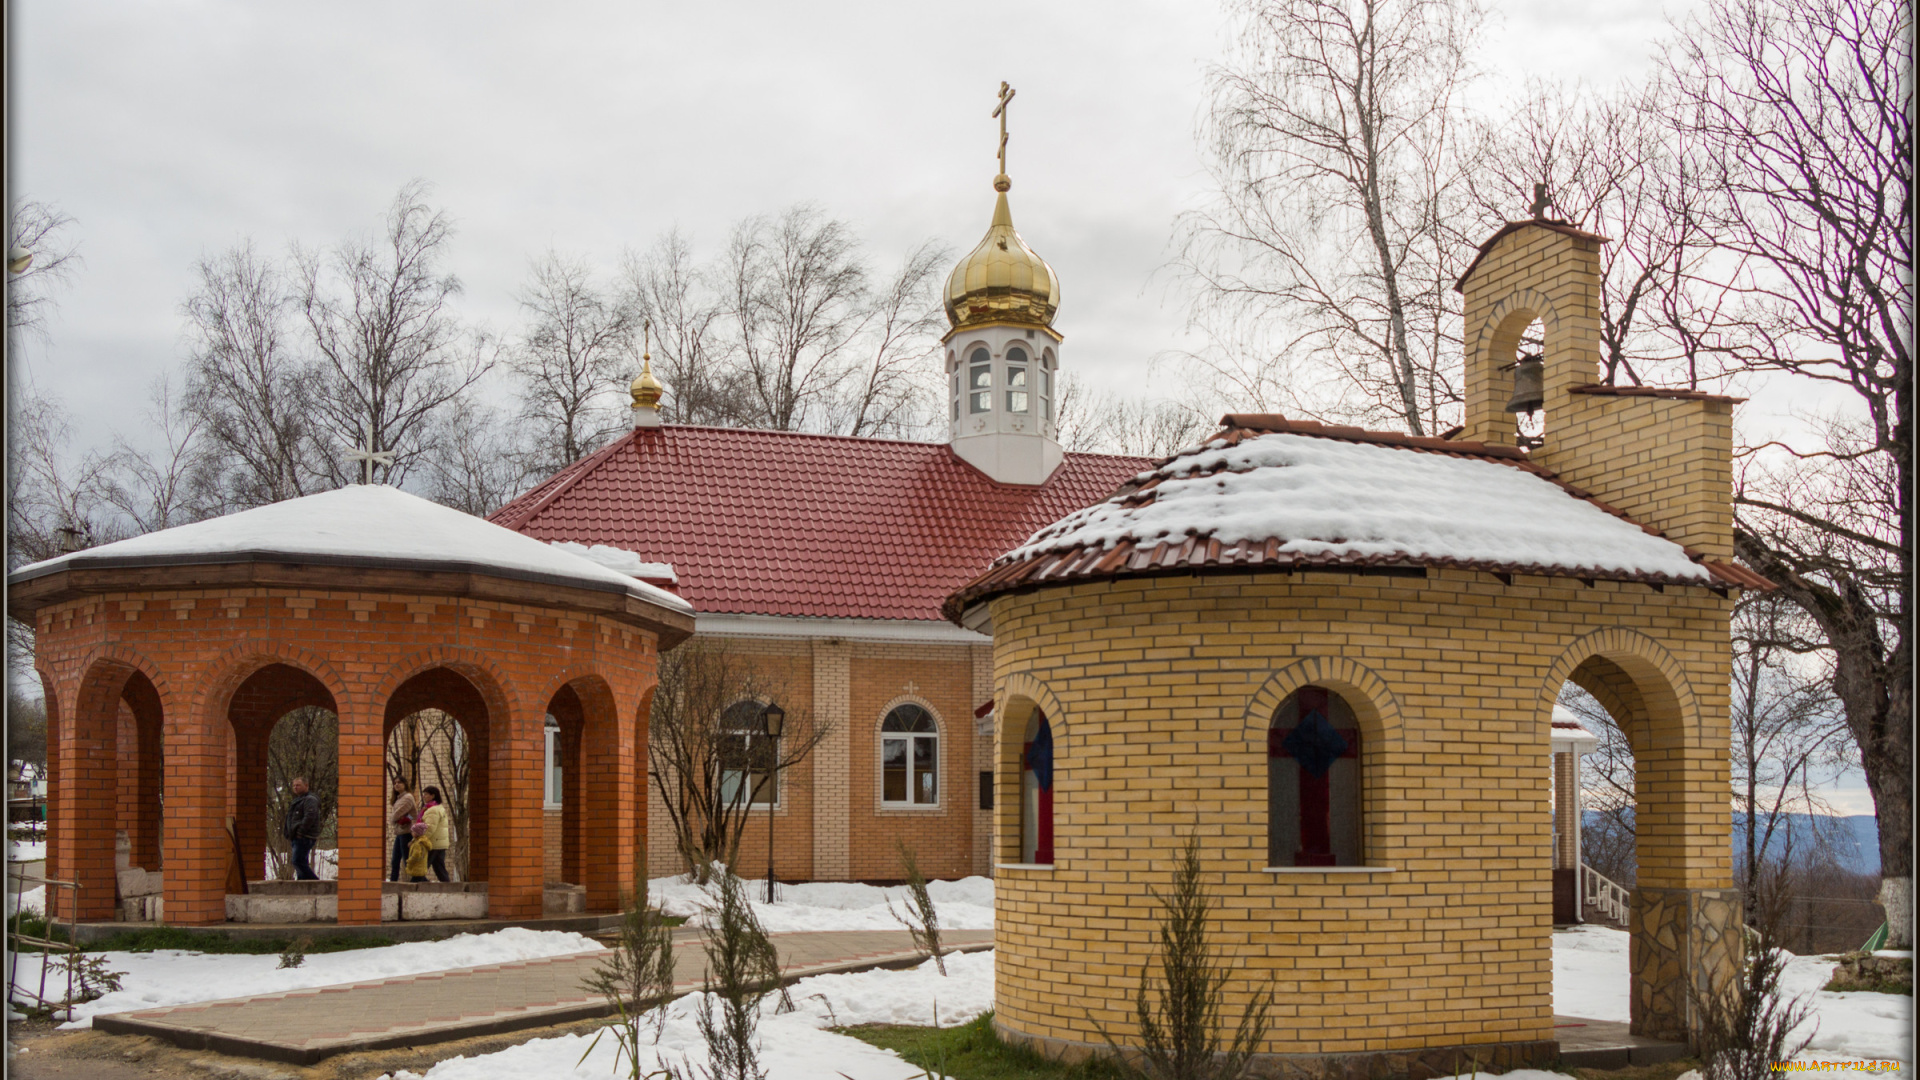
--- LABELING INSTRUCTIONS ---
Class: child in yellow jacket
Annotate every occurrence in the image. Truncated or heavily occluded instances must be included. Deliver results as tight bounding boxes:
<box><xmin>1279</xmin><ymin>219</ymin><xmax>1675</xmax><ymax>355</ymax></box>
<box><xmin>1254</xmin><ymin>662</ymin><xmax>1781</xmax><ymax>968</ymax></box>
<box><xmin>404</xmin><ymin>821</ymin><xmax>432</xmax><ymax>883</ymax></box>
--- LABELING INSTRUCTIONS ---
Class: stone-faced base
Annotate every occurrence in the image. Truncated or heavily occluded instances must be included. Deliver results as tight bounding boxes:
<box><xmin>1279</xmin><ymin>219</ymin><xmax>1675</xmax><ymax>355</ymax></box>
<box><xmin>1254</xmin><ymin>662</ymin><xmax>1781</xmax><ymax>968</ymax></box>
<box><xmin>994</xmin><ymin>1019</ymin><xmax>1559</xmax><ymax>1080</ymax></box>
<box><xmin>1631</xmin><ymin>886</ymin><xmax>1743</xmax><ymax>1044</ymax></box>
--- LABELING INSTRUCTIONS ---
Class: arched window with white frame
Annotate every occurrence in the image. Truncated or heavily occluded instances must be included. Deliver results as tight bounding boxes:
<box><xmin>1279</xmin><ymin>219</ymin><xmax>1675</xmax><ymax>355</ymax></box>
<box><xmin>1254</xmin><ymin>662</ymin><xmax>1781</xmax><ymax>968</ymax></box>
<box><xmin>880</xmin><ymin>704</ymin><xmax>939</xmax><ymax>806</ymax></box>
<box><xmin>1268</xmin><ymin>686</ymin><xmax>1361</xmax><ymax>866</ymax></box>
<box><xmin>719</xmin><ymin>700</ymin><xmax>777</xmax><ymax>807</ymax></box>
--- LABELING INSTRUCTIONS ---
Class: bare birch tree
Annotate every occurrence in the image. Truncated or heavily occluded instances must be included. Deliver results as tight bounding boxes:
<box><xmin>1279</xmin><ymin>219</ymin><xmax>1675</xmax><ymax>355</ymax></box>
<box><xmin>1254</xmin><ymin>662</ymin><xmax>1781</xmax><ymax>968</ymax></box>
<box><xmin>107</xmin><ymin>374</ymin><xmax>219</xmax><ymax>532</ymax></box>
<box><xmin>1182</xmin><ymin>0</ymin><xmax>1485</xmax><ymax>435</ymax></box>
<box><xmin>723</xmin><ymin>205</ymin><xmax>870</xmax><ymax>432</ymax></box>
<box><xmin>623</xmin><ymin>230</ymin><xmax>733</xmax><ymax>427</ymax></box>
<box><xmin>296</xmin><ymin>181</ymin><xmax>493</xmax><ymax>487</ymax></box>
<box><xmin>1662</xmin><ymin>0</ymin><xmax>1911</xmax><ymax>945</ymax></box>
<box><xmin>826</xmin><ymin>239</ymin><xmax>948</xmax><ymax>439</ymax></box>
<box><xmin>510</xmin><ymin>251</ymin><xmax>638</xmax><ymax>470</ymax></box>
<box><xmin>181</xmin><ymin>241</ymin><xmax>319</xmax><ymax>507</ymax></box>
<box><xmin>421</xmin><ymin>404</ymin><xmax>532</xmax><ymax>517</ymax></box>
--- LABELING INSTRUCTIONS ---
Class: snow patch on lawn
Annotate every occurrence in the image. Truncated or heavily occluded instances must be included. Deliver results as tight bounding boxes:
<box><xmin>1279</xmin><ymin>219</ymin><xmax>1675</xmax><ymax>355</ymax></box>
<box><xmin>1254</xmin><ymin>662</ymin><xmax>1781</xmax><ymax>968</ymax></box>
<box><xmin>649</xmin><ymin>872</ymin><xmax>995</xmax><ymax>933</ymax></box>
<box><xmin>10</xmin><ymin>840</ymin><xmax>46</xmax><ymax>862</ymax></box>
<box><xmin>378</xmin><ymin>949</ymin><xmax>995</xmax><ymax>1080</ymax></box>
<box><xmin>9</xmin><ymin>927</ymin><xmax>603</xmax><ymax>1028</ymax></box>
<box><xmin>1557</xmin><ymin>926</ymin><xmax>1912</xmax><ymax>1067</ymax></box>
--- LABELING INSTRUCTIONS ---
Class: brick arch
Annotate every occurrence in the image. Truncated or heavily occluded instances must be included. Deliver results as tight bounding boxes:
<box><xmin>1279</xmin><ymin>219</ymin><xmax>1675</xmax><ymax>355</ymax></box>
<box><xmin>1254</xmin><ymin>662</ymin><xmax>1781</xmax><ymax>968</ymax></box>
<box><xmin>994</xmin><ymin>671</ymin><xmax>1069</xmax><ymax>865</ymax></box>
<box><xmin>1537</xmin><ymin>627</ymin><xmax>1697</xmax><ymax>747</ymax></box>
<box><xmin>1241</xmin><ymin>655</ymin><xmax>1404</xmax><ymax>748</ymax></box>
<box><xmin>373</xmin><ymin>648</ymin><xmax>519</xmax><ymax>728</ymax></box>
<box><xmin>59</xmin><ymin>648</ymin><xmax>181</xmax><ymax>920</ymax></box>
<box><xmin>1242</xmin><ymin>656</ymin><xmax>1403</xmax><ymax>871</ymax></box>
<box><xmin>72</xmin><ymin>643</ymin><xmax>181</xmax><ymax>718</ymax></box>
<box><xmin>197</xmin><ymin>639</ymin><xmax>352</xmax><ymax>724</ymax></box>
<box><xmin>538</xmin><ymin>671</ymin><xmax>623</xmax><ymax>901</ymax></box>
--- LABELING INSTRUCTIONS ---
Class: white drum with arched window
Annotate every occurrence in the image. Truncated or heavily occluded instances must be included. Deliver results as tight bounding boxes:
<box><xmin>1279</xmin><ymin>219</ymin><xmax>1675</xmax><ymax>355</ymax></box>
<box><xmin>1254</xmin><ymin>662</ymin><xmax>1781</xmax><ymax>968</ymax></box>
<box><xmin>880</xmin><ymin>705</ymin><xmax>939</xmax><ymax>806</ymax></box>
<box><xmin>1268</xmin><ymin>686</ymin><xmax>1361</xmax><ymax>867</ymax></box>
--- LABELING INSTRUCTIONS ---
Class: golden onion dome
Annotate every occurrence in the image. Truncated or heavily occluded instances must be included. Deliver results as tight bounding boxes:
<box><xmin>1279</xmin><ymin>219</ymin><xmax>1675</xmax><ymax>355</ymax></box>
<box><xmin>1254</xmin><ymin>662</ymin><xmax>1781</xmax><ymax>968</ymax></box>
<box><xmin>943</xmin><ymin>174</ymin><xmax>1060</xmax><ymax>337</ymax></box>
<box><xmin>630</xmin><ymin>351</ymin><xmax>664</xmax><ymax>409</ymax></box>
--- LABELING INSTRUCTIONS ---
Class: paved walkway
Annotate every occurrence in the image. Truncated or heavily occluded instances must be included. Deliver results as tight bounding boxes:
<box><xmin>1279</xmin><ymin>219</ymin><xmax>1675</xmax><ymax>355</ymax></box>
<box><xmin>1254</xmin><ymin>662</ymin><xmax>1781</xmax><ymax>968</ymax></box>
<box><xmin>91</xmin><ymin>928</ymin><xmax>994</xmax><ymax>1065</ymax></box>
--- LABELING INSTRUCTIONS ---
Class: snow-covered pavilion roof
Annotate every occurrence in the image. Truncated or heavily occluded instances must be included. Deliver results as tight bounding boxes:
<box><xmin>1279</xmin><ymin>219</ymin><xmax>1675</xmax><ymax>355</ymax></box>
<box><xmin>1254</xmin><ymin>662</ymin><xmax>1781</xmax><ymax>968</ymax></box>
<box><xmin>946</xmin><ymin>414</ymin><xmax>1769</xmax><ymax>621</ymax></box>
<box><xmin>9</xmin><ymin>485</ymin><xmax>691</xmax><ymax>615</ymax></box>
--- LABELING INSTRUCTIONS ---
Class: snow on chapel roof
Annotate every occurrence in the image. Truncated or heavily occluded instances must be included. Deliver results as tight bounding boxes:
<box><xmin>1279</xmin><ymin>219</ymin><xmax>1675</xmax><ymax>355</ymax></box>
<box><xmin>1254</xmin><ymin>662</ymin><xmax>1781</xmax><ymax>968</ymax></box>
<box><xmin>946</xmin><ymin>415</ymin><xmax>1768</xmax><ymax>621</ymax></box>
<box><xmin>9</xmin><ymin>484</ymin><xmax>691</xmax><ymax>613</ymax></box>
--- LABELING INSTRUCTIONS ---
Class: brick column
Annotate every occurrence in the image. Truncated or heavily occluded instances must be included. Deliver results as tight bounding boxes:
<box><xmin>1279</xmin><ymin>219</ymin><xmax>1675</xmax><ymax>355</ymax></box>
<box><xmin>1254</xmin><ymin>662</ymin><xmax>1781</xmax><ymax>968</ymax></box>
<box><xmin>161</xmin><ymin>686</ymin><xmax>230</xmax><ymax>926</ymax></box>
<box><xmin>62</xmin><ymin>673</ymin><xmax>124</xmax><ymax>922</ymax></box>
<box><xmin>811</xmin><ymin>640</ymin><xmax>851</xmax><ymax>881</ymax></box>
<box><xmin>335</xmin><ymin>699</ymin><xmax>385</xmax><ymax>925</ymax></box>
<box><xmin>487</xmin><ymin>704</ymin><xmax>544</xmax><ymax>918</ymax></box>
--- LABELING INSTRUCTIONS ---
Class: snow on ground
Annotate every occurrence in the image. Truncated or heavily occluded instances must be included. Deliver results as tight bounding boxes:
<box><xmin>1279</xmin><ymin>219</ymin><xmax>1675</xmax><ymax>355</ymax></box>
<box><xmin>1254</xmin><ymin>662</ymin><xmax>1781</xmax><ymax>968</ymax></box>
<box><xmin>1558</xmin><ymin>926</ymin><xmax>1913</xmax><ymax>1068</ymax></box>
<box><xmin>1552</xmin><ymin>924</ymin><xmax>1633</xmax><ymax>1023</ymax></box>
<box><xmin>649</xmin><ymin>872</ymin><xmax>995</xmax><ymax>933</ymax></box>
<box><xmin>6</xmin><ymin>885</ymin><xmax>45</xmax><ymax>915</ymax></box>
<box><xmin>8</xmin><ymin>927</ymin><xmax>603</xmax><ymax>1028</ymax></box>
<box><xmin>10</xmin><ymin>840</ymin><xmax>46</xmax><ymax>862</ymax></box>
<box><xmin>379</xmin><ymin>949</ymin><xmax>996</xmax><ymax>1080</ymax></box>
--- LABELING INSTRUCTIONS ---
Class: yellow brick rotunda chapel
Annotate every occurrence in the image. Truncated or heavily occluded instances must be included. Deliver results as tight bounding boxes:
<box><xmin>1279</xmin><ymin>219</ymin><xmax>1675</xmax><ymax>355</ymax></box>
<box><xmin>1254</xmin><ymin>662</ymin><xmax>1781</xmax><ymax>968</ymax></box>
<box><xmin>944</xmin><ymin>218</ymin><xmax>1768</xmax><ymax>1076</ymax></box>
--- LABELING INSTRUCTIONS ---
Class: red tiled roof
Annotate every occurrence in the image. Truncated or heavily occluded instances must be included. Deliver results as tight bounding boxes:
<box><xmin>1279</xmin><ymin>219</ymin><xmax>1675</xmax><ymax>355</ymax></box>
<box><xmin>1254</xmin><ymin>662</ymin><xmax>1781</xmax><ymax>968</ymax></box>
<box><xmin>1570</xmin><ymin>384</ymin><xmax>1747</xmax><ymax>405</ymax></box>
<box><xmin>492</xmin><ymin>426</ymin><xmax>1150</xmax><ymax>621</ymax></box>
<box><xmin>942</xmin><ymin>414</ymin><xmax>1771</xmax><ymax>621</ymax></box>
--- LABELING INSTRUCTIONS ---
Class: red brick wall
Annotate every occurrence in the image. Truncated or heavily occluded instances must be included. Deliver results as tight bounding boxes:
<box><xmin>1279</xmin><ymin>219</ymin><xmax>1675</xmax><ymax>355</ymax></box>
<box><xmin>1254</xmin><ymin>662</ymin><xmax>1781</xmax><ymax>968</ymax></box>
<box><xmin>32</xmin><ymin>586</ymin><xmax>664</xmax><ymax>925</ymax></box>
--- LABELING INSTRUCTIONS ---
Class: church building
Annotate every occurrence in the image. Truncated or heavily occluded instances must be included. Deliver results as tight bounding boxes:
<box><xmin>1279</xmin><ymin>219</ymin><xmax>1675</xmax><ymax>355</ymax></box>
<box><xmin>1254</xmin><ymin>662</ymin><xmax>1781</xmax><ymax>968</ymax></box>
<box><xmin>493</xmin><ymin>151</ymin><xmax>1149</xmax><ymax>883</ymax></box>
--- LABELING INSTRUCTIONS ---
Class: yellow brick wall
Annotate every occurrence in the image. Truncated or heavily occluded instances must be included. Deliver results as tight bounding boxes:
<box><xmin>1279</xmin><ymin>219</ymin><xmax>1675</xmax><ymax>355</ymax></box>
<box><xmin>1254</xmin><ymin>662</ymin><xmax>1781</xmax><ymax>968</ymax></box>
<box><xmin>986</xmin><ymin>568</ymin><xmax>1733</xmax><ymax>1056</ymax></box>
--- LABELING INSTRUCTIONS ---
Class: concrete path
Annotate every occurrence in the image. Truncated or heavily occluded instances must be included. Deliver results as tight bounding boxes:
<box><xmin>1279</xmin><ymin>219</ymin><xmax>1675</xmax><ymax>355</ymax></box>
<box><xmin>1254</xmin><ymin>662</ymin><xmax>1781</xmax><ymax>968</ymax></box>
<box><xmin>91</xmin><ymin>928</ymin><xmax>994</xmax><ymax>1065</ymax></box>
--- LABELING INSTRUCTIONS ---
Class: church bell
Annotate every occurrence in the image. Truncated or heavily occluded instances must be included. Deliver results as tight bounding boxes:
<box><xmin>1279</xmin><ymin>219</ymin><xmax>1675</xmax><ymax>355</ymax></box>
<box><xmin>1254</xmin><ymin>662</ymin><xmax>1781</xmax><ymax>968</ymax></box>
<box><xmin>1504</xmin><ymin>354</ymin><xmax>1544</xmax><ymax>414</ymax></box>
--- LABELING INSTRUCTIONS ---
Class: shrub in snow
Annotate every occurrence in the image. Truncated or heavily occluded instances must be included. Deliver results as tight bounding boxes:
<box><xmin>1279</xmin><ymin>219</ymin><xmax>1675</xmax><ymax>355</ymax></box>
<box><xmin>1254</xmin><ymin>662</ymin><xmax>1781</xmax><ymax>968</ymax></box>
<box><xmin>887</xmin><ymin>841</ymin><xmax>947</xmax><ymax>976</ymax></box>
<box><xmin>580</xmin><ymin>877</ymin><xmax>677</xmax><ymax>1079</ymax></box>
<box><xmin>1694</xmin><ymin>907</ymin><xmax>1814</xmax><ymax>1080</ymax></box>
<box><xmin>668</xmin><ymin>867</ymin><xmax>790</xmax><ymax>1080</ymax></box>
<box><xmin>1101</xmin><ymin>837</ymin><xmax>1270</xmax><ymax>1080</ymax></box>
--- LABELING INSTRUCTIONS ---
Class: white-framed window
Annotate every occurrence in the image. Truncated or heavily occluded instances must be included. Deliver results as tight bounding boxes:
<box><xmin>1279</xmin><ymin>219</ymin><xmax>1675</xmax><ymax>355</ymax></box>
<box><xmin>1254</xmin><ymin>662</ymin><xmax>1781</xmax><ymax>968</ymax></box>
<box><xmin>968</xmin><ymin>347</ymin><xmax>993</xmax><ymax>414</ymax></box>
<box><xmin>1040</xmin><ymin>349</ymin><xmax>1056</xmax><ymax>423</ymax></box>
<box><xmin>881</xmin><ymin>704</ymin><xmax>939</xmax><ymax>806</ymax></box>
<box><xmin>719</xmin><ymin>700</ymin><xmax>777</xmax><ymax>807</ymax></box>
<box><xmin>543</xmin><ymin>715</ymin><xmax>562</xmax><ymax>808</ymax></box>
<box><xmin>1005</xmin><ymin>345</ymin><xmax>1030</xmax><ymax>414</ymax></box>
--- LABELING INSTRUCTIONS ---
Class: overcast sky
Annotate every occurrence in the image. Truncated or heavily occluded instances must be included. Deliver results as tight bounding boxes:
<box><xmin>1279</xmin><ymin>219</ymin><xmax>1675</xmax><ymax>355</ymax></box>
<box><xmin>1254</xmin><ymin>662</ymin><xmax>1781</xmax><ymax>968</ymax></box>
<box><xmin>6</xmin><ymin>2</ymin><xmax>1877</xmax><ymax>814</ymax></box>
<box><xmin>9</xmin><ymin>0</ymin><xmax>1693</xmax><ymax>453</ymax></box>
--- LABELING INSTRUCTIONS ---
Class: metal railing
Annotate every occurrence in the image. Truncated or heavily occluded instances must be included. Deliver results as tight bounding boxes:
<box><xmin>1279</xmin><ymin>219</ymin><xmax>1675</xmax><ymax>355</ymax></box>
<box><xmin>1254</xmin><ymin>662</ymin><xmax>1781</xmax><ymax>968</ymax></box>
<box><xmin>1582</xmin><ymin>863</ymin><xmax>1631</xmax><ymax>925</ymax></box>
<box><xmin>7</xmin><ymin>862</ymin><xmax>83</xmax><ymax>1017</ymax></box>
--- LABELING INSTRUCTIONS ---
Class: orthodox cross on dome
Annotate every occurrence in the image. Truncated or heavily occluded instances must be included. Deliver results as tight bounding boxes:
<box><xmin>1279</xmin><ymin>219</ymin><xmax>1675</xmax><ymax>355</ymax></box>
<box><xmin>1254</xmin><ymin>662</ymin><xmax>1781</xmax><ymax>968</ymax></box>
<box><xmin>347</xmin><ymin>427</ymin><xmax>395</xmax><ymax>486</ymax></box>
<box><xmin>992</xmin><ymin>81</ymin><xmax>1016</xmax><ymax>185</ymax></box>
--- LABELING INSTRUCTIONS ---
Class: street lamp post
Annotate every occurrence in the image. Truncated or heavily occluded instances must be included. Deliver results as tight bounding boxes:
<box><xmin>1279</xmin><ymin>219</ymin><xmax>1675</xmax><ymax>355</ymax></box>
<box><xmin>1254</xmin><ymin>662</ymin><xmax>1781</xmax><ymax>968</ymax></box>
<box><xmin>762</xmin><ymin>702</ymin><xmax>785</xmax><ymax>904</ymax></box>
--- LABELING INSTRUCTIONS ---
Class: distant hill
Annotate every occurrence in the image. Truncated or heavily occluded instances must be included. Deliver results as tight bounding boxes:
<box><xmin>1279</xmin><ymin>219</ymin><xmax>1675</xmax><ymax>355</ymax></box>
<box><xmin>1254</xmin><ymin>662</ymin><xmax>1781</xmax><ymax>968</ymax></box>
<box><xmin>1584</xmin><ymin>811</ymin><xmax>1880</xmax><ymax>875</ymax></box>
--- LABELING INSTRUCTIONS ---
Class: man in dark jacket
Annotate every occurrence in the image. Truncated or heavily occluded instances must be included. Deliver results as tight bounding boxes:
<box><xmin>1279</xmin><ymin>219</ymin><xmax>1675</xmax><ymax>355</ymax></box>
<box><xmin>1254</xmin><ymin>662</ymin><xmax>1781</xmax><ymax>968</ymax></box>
<box><xmin>284</xmin><ymin>778</ymin><xmax>322</xmax><ymax>881</ymax></box>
